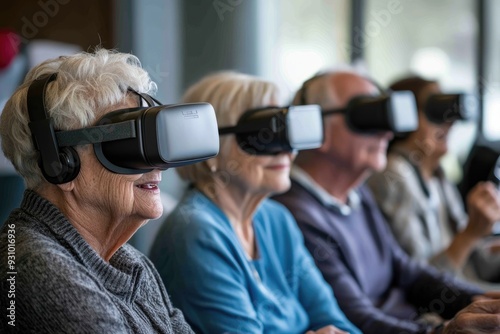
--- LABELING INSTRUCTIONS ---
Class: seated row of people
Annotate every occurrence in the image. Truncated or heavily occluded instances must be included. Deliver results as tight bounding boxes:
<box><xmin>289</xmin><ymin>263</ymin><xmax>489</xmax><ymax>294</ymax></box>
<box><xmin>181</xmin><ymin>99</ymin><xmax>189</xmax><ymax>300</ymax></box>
<box><xmin>1</xmin><ymin>49</ymin><xmax>499</xmax><ymax>333</ymax></box>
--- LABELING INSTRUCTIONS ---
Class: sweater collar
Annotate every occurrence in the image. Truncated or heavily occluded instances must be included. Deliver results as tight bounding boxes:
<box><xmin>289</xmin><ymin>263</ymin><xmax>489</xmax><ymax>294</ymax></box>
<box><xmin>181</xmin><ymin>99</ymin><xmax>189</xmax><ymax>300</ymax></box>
<box><xmin>290</xmin><ymin>166</ymin><xmax>361</xmax><ymax>216</ymax></box>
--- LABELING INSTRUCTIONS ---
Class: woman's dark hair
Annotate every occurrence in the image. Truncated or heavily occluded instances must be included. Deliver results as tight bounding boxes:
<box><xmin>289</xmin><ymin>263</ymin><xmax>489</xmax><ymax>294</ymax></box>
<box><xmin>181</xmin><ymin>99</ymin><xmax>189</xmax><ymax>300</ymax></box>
<box><xmin>389</xmin><ymin>75</ymin><xmax>439</xmax><ymax>111</ymax></box>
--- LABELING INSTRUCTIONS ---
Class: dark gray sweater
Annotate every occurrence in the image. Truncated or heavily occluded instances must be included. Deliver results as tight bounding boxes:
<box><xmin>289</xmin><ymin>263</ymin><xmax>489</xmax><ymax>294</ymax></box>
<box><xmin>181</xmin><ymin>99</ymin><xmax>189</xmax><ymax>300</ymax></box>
<box><xmin>0</xmin><ymin>190</ymin><xmax>193</xmax><ymax>334</ymax></box>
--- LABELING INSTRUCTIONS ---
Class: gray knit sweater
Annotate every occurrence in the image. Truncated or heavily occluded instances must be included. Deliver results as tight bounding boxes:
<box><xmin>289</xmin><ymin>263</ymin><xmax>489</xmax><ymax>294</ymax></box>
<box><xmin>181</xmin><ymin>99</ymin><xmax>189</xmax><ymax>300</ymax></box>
<box><xmin>0</xmin><ymin>190</ymin><xmax>194</xmax><ymax>334</ymax></box>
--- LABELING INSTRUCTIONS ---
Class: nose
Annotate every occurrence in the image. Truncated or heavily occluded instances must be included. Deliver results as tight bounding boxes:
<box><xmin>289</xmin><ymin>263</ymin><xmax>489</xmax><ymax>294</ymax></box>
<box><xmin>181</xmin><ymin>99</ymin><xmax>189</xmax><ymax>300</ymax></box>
<box><xmin>278</xmin><ymin>151</ymin><xmax>296</xmax><ymax>161</ymax></box>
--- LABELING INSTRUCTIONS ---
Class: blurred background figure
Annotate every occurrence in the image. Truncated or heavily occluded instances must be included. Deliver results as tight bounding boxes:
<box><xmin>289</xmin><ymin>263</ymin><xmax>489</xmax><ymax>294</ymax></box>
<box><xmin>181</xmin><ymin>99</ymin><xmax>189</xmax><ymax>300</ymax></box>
<box><xmin>368</xmin><ymin>76</ymin><xmax>500</xmax><ymax>286</ymax></box>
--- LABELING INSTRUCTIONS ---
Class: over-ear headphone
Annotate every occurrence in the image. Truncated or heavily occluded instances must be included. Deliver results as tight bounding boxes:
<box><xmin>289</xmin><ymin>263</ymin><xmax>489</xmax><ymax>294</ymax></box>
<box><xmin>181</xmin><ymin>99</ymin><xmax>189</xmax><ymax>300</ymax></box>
<box><xmin>27</xmin><ymin>73</ymin><xmax>80</xmax><ymax>184</ymax></box>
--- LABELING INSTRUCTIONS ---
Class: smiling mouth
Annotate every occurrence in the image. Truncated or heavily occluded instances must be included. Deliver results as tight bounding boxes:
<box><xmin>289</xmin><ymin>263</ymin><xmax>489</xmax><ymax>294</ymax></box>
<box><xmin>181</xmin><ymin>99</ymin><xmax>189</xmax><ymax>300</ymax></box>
<box><xmin>266</xmin><ymin>165</ymin><xmax>290</xmax><ymax>170</ymax></box>
<box><xmin>136</xmin><ymin>182</ymin><xmax>160</xmax><ymax>191</ymax></box>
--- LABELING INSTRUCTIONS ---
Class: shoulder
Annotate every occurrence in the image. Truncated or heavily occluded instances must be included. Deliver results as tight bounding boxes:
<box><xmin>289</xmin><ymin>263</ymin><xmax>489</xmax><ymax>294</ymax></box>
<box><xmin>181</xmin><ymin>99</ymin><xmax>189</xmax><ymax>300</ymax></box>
<box><xmin>121</xmin><ymin>243</ymin><xmax>153</xmax><ymax>268</ymax></box>
<box><xmin>376</xmin><ymin>152</ymin><xmax>417</xmax><ymax>185</ymax></box>
<box><xmin>255</xmin><ymin>199</ymin><xmax>316</xmax><ymax>267</ymax></box>
<box><xmin>274</xmin><ymin>180</ymin><xmax>315</xmax><ymax>207</ymax></box>
<box><xmin>386</xmin><ymin>151</ymin><xmax>414</xmax><ymax>172</ymax></box>
<box><xmin>168</xmin><ymin>189</ymin><xmax>223</xmax><ymax>226</ymax></box>
<box><xmin>358</xmin><ymin>184</ymin><xmax>378</xmax><ymax>206</ymax></box>
<box><xmin>0</xmin><ymin>218</ymin><xmax>121</xmax><ymax>321</ymax></box>
<box><xmin>120</xmin><ymin>244</ymin><xmax>172</xmax><ymax>298</ymax></box>
<box><xmin>273</xmin><ymin>181</ymin><xmax>322</xmax><ymax>218</ymax></box>
<box><xmin>151</xmin><ymin>190</ymin><xmax>238</xmax><ymax>265</ymax></box>
<box><xmin>256</xmin><ymin>199</ymin><xmax>300</xmax><ymax>236</ymax></box>
<box><xmin>273</xmin><ymin>182</ymin><xmax>334</xmax><ymax>234</ymax></box>
<box><xmin>121</xmin><ymin>243</ymin><xmax>169</xmax><ymax>284</ymax></box>
<box><xmin>0</xmin><ymin>216</ymin><xmax>82</xmax><ymax>278</ymax></box>
<box><xmin>358</xmin><ymin>185</ymin><xmax>397</xmax><ymax>234</ymax></box>
<box><xmin>167</xmin><ymin>191</ymin><xmax>232</xmax><ymax>242</ymax></box>
<box><xmin>368</xmin><ymin>156</ymin><xmax>418</xmax><ymax>204</ymax></box>
<box><xmin>259</xmin><ymin>198</ymin><xmax>295</xmax><ymax>220</ymax></box>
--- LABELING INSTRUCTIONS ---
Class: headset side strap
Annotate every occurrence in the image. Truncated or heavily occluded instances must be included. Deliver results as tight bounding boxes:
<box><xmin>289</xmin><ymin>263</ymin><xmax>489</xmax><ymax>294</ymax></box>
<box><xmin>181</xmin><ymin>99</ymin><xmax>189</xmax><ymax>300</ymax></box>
<box><xmin>55</xmin><ymin>120</ymin><xmax>137</xmax><ymax>147</ymax></box>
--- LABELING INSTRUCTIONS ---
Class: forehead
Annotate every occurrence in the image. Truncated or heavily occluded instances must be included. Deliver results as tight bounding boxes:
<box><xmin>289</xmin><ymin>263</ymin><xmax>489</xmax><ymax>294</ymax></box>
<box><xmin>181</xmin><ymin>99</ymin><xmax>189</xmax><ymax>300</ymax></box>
<box><xmin>420</xmin><ymin>82</ymin><xmax>441</xmax><ymax>98</ymax></box>
<box><xmin>329</xmin><ymin>74</ymin><xmax>379</xmax><ymax>107</ymax></box>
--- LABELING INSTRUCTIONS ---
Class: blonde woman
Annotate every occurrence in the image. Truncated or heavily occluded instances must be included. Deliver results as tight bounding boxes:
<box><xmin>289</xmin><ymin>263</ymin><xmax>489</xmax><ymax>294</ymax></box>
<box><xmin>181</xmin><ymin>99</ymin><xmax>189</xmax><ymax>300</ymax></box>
<box><xmin>150</xmin><ymin>72</ymin><xmax>360</xmax><ymax>334</ymax></box>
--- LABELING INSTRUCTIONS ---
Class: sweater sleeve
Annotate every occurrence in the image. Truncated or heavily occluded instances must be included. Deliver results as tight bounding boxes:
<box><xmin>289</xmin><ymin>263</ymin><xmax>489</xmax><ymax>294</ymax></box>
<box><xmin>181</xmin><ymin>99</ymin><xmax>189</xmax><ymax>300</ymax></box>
<box><xmin>281</xmin><ymin>209</ymin><xmax>361</xmax><ymax>334</ymax></box>
<box><xmin>2</xmin><ymin>247</ymin><xmax>127</xmax><ymax>333</ymax></box>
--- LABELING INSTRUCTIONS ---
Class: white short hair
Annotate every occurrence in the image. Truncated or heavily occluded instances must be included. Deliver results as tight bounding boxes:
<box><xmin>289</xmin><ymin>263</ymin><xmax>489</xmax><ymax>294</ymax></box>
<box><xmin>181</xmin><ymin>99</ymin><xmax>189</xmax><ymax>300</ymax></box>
<box><xmin>176</xmin><ymin>71</ymin><xmax>281</xmax><ymax>184</ymax></box>
<box><xmin>0</xmin><ymin>48</ymin><xmax>157</xmax><ymax>189</ymax></box>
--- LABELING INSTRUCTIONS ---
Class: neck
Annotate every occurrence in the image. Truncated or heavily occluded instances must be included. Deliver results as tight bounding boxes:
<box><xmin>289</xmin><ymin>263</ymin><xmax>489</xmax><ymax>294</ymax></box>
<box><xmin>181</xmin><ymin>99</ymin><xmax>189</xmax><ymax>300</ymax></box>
<box><xmin>37</xmin><ymin>186</ymin><xmax>144</xmax><ymax>262</ymax></box>
<box><xmin>297</xmin><ymin>153</ymin><xmax>367</xmax><ymax>203</ymax></box>
<box><xmin>197</xmin><ymin>178</ymin><xmax>265</xmax><ymax>259</ymax></box>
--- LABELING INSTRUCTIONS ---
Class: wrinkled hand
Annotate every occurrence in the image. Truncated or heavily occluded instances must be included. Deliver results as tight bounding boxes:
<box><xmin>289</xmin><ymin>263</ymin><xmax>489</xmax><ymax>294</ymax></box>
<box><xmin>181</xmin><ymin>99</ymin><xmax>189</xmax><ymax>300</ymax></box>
<box><xmin>464</xmin><ymin>182</ymin><xmax>500</xmax><ymax>239</ymax></box>
<box><xmin>443</xmin><ymin>299</ymin><xmax>500</xmax><ymax>334</ymax></box>
<box><xmin>490</xmin><ymin>243</ymin><xmax>500</xmax><ymax>254</ymax></box>
<box><xmin>306</xmin><ymin>325</ymin><xmax>349</xmax><ymax>334</ymax></box>
<box><xmin>473</xmin><ymin>291</ymin><xmax>500</xmax><ymax>302</ymax></box>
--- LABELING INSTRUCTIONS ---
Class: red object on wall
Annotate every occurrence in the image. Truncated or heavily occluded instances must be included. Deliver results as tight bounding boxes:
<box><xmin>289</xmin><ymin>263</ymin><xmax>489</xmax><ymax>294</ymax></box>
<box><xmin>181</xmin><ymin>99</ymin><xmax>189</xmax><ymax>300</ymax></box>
<box><xmin>0</xmin><ymin>29</ymin><xmax>20</xmax><ymax>70</ymax></box>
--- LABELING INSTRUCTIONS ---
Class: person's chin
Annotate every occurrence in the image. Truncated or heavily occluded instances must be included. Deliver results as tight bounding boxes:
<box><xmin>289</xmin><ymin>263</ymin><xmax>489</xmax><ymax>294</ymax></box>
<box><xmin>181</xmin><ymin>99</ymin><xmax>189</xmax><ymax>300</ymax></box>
<box><xmin>133</xmin><ymin>190</ymin><xmax>163</xmax><ymax>217</ymax></box>
<box><xmin>149</xmin><ymin>210</ymin><xmax>164</xmax><ymax>220</ymax></box>
<box><xmin>370</xmin><ymin>156</ymin><xmax>388</xmax><ymax>172</ymax></box>
<box><xmin>140</xmin><ymin>205</ymin><xmax>164</xmax><ymax>221</ymax></box>
<box><xmin>270</xmin><ymin>179</ymin><xmax>291</xmax><ymax>195</ymax></box>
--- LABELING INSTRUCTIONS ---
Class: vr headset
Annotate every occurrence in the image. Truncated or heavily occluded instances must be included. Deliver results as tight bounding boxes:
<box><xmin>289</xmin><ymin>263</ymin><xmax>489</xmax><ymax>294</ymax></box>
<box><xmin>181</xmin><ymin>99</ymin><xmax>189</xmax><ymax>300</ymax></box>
<box><xmin>424</xmin><ymin>93</ymin><xmax>478</xmax><ymax>124</ymax></box>
<box><xmin>487</xmin><ymin>156</ymin><xmax>500</xmax><ymax>235</ymax></box>
<box><xmin>488</xmin><ymin>155</ymin><xmax>500</xmax><ymax>187</ymax></box>
<box><xmin>27</xmin><ymin>73</ymin><xmax>219</xmax><ymax>184</ymax></box>
<box><xmin>323</xmin><ymin>90</ymin><xmax>419</xmax><ymax>134</ymax></box>
<box><xmin>218</xmin><ymin>105</ymin><xmax>324</xmax><ymax>155</ymax></box>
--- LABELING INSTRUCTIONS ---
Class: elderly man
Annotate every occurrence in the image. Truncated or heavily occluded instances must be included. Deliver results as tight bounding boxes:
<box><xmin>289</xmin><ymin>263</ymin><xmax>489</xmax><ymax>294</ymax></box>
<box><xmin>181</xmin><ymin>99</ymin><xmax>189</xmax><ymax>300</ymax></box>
<box><xmin>273</xmin><ymin>71</ymin><xmax>500</xmax><ymax>334</ymax></box>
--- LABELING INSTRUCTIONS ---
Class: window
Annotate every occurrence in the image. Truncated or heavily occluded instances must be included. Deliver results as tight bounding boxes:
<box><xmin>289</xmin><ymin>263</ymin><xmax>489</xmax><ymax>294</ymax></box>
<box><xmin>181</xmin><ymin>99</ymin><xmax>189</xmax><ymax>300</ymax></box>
<box><xmin>258</xmin><ymin>0</ymin><xmax>350</xmax><ymax>98</ymax></box>
<box><xmin>364</xmin><ymin>0</ymin><xmax>478</xmax><ymax>180</ymax></box>
<box><xmin>482</xmin><ymin>0</ymin><xmax>500</xmax><ymax>142</ymax></box>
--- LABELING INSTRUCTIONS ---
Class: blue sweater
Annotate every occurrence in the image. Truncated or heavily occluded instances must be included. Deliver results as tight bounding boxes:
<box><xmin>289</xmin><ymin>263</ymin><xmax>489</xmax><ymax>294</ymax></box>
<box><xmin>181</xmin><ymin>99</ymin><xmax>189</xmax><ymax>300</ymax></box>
<box><xmin>150</xmin><ymin>188</ymin><xmax>360</xmax><ymax>334</ymax></box>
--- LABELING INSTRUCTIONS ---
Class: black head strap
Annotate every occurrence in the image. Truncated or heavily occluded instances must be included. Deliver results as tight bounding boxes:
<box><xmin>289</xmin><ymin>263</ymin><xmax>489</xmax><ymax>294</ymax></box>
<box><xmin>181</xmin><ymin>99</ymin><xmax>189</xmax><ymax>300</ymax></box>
<box><xmin>128</xmin><ymin>88</ymin><xmax>162</xmax><ymax>107</ymax></box>
<box><xmin>27</xmin><ymin>73</ymin><xmax>64</xmax><ymax>178</ymax></box>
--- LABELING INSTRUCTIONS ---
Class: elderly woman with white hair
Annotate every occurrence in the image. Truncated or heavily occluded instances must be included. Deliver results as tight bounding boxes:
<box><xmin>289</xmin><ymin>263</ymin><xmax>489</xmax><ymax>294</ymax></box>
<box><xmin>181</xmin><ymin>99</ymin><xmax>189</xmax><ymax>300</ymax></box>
<box><xmin>0</xmin><ymin>49</ymin><xmax>198</xmax><ymax>333</ymax></box>
<box><xmin>150</xmin><ymin>72</ymin><xmax>361</xmax><ymax>334</ymax></box>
